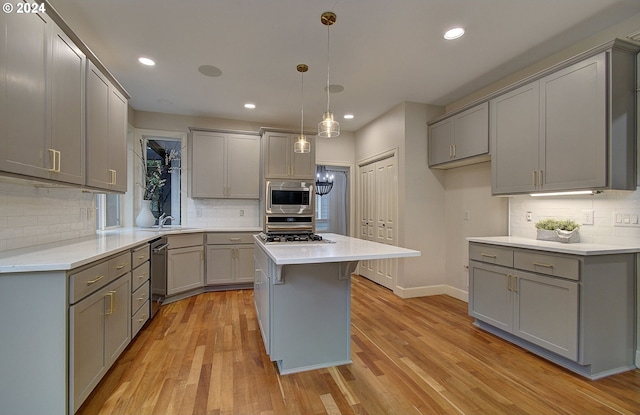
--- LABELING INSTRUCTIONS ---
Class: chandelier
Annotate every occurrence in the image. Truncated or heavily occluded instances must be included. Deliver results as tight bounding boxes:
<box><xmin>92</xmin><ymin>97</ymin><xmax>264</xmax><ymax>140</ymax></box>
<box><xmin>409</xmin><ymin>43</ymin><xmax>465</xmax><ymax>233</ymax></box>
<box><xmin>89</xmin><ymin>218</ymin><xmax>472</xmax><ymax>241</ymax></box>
<box><xmin>317</xmin><ymin>11</ymin><xmax>340</xmax><ymax>138</ymax></box>
<box><xmin>315</xmin><ymin>167</ymin><xmax>334</xmax><ymax>196</ymax></box>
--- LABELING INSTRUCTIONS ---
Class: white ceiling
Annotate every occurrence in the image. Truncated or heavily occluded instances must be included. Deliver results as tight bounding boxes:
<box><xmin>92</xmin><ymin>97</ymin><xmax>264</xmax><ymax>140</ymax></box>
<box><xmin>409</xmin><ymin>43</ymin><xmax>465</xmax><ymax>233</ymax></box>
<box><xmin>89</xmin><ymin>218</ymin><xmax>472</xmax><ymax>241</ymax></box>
<box><xmin>50</xmin><ymin>0</ymin><xmax>640</xmax><ymax>132</ymax></box>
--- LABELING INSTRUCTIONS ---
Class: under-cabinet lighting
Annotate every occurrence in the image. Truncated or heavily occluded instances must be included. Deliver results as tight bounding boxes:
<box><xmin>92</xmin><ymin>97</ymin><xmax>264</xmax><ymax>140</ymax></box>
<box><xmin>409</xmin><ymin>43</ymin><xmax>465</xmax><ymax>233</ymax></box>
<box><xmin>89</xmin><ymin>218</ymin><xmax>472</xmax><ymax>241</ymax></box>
<box><xmin>530</xmin><ymin>190</ymin><xmax>601</xmax><ymax>197</ymax></box>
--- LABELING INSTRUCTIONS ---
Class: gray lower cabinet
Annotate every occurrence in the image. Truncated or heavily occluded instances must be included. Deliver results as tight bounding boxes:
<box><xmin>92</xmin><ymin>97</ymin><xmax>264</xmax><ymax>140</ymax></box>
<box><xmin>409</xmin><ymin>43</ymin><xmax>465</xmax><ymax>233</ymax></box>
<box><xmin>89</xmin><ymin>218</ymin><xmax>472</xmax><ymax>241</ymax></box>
<box><xmin>206</xmin><ymin>232</ymin><xmax>255</xmax><ymax>285</ymax></box>
<box><xmin>468</xmin><ymin>242</ymin><xmax>636</xmax><ymax>379</ymax></box>
<box><xmin>491</xmin><ymin>40</ymin><xmax>638</xmax><ymax>195</ymax></box>
<box><xmin>131</xmin><ymin>244</ymin><xmax>150</xmax><ymax>338</ymax></box>
<box><xmin>166</xmin><ymin>234</ymin><xmax>204</xmax><ymax>295</ymax></box>
<box><xmin>69</xmin><ymin>251</ymin><xmax>132</xmax><ymax>413</ymax></box>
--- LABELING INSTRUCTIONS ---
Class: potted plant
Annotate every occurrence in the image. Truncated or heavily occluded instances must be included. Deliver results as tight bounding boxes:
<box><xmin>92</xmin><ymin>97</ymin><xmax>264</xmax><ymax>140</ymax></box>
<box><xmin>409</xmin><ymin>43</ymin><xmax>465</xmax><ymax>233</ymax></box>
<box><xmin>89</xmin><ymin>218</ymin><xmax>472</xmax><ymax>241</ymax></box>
<box><xmin>534</xmin><ymin>218</ymin><xmax>580</xmax><ymax>243</ymax></box>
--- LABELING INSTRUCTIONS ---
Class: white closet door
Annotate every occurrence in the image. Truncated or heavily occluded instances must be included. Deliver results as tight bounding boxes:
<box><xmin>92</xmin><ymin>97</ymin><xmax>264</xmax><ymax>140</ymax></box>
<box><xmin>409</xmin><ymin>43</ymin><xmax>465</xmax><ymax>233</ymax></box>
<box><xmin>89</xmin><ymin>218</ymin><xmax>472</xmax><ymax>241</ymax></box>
<box><xmin>357</xmin><ymin>154</ymin><xmax>397</xmax><ymax>290</ymax></box>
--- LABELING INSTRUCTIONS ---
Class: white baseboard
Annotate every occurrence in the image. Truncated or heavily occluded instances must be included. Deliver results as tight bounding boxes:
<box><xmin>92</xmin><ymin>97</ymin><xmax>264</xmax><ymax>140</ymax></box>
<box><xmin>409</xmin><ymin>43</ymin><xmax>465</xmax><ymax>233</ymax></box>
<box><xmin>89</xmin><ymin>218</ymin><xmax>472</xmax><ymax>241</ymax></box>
<box><xmin>394</xmin><ymin>284</ymin><xmax>468</xmax><ymax>302</ymax></box>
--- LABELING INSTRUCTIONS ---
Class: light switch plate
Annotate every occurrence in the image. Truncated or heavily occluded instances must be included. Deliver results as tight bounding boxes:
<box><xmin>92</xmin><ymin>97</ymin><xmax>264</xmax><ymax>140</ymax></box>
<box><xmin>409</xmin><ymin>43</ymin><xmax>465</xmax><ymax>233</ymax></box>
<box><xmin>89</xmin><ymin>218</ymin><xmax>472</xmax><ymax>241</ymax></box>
<box><xmin>613</xmin><ymin>210</ymin><xmax>640</xmax><ymax>227</ymax></box>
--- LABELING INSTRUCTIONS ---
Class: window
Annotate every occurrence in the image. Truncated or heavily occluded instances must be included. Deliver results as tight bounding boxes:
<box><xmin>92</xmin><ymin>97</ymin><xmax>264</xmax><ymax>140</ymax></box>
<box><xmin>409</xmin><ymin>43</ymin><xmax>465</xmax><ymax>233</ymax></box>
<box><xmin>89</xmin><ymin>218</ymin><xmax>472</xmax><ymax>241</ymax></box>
<box><xmin>145</xmin><ymin>138</ymin><xmax>182</xmax><ymax>224</ymax></box>
<box><xmin>96</xmin><ymin>193</ymin><xmax>121</xmax><ymax>230</ymax></box>
<box><xmin>315</xmin><ymin>194</ymin><xmax>329</xmax><ymax>231</ymax></box>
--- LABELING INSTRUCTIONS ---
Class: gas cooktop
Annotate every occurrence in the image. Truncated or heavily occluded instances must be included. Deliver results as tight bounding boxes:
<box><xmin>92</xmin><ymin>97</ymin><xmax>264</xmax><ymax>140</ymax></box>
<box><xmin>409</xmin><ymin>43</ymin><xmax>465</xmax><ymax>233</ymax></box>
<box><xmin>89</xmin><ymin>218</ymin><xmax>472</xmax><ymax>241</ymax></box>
<box><xmin>257</xmin><ymin>232</ymin><xmax>334</xmax><ymax>244</ymax></box>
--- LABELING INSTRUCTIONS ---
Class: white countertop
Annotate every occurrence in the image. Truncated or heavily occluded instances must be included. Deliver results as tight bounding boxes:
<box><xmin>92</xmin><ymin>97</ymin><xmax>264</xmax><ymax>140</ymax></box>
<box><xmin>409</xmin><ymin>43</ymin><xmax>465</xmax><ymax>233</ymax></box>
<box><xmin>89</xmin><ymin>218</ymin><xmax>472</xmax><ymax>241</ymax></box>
<box><xmin>467</xmin><ymin>236</ymin><xmax>640</xmax><ymax>256</ymax></box>
<box><xmin>255</xmin><ymin>233</ymin><xmax>421</xmax><ymax>265</ymax></box>
<box><xmin>0</xmin><ymin>227</ymin><xmax>261</xmax><ymax>273</ymax></box>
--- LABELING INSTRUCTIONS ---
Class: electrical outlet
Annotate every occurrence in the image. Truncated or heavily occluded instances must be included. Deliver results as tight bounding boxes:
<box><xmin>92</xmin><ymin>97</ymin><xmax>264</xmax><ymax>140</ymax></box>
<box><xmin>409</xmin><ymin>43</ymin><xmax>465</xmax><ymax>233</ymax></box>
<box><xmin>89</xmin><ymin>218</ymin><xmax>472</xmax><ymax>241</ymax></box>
<box><xmin>195</xmin><ymin>208</ymin><xmax>202</xmax><ymax>218</ymax></box>
<box><xmin>526</xmin><ymin>211</ymin><xmax>532</xmax><ymax>222</ymax></box>
<box><xmin>582</xmin><ymin>209</ymin><xmax>594</xmax><ymax>225</ymax></box>
<box><xmin>239</xmin><ymin>209</ymin><xmax>245</xmax><ymax>216</ymax></box>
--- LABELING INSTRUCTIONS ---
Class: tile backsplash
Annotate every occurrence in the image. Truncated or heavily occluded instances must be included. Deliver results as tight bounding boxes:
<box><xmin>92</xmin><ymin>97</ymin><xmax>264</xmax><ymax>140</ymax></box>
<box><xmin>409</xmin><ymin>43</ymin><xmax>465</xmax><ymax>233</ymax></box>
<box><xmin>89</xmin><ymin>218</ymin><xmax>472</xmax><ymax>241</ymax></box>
<box><xmin>510</xmin><ymin>188</ymin><xmax>640</xmax><ymax>246</ymax></box>
<box><xmin>0</xmin><ymin>177</ymin><xmax>95</xmax><ymax>252</ymax></box>
<box><xmin>186</xmin><ymin>197</ymin><xmax>260</xmax><ymax>229</ymax></box>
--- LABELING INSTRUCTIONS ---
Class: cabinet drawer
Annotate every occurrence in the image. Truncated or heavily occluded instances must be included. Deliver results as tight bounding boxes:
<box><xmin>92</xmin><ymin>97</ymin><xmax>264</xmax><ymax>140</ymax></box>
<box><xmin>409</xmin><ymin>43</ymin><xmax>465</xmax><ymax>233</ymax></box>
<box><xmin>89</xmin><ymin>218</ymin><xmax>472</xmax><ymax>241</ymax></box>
<box><xmin>207</xmin><ymin>232</ymin><xmax>255</xmax><ymax>245</ymax></box>
<box><xmin>131</xmin><ymin>280</ymin><xmax>150</xmax><ymax>315</ymax></box>
<box><xmin>131</xmin><ymin>262</ymin><xmax>149</xmax><ymax>292</ymax></box>
<box><xmin>514</xmin><ymin>251</ymin><xmax>579</xmax><ymax>281</ymax></box>
<box><xmin>131</xmin><ymin>244</ymin><xmax>150</xmax><ymax>269</ymax></box>
<box><xmin>469</xmin><ymin>243</ymin><xmax>513</xmax><ymax>267</ymax></box>
<box><xmin>167</xmin><ymin>233</ymin><xmax>203</xmax><ymax>249</ymax></box>
<box><xmin>69</xmin><ymin>261</ymin><xmax>111</xmax><ymax>303</ymax></box>
<box><xmin>108</xmin><ymin>251</ymin><xmax>131</xmax><ymax>279</ymax></box>
<box><xmin>132</xmin><ymin>300</ymin><xmax>150</xmax><ymax>338</ymax></box>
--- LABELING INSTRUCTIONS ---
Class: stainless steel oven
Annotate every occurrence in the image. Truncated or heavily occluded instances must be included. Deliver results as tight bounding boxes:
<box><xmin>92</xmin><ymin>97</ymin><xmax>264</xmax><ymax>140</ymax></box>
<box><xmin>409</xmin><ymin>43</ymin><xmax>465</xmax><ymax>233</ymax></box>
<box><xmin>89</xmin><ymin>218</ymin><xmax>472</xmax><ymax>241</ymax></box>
<box><xmin>266</xmin><ymin>180</ymin><xmax>314</xmax><ymax>215</ymax></box>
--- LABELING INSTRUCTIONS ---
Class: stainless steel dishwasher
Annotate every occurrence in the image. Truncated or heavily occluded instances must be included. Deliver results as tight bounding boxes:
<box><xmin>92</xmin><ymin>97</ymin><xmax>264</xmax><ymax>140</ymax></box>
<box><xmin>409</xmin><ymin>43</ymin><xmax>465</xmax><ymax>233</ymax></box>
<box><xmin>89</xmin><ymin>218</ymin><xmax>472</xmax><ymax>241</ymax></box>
<box><xmin>150</xmin><ymin>237</ymin><xmax>168</xmax><ymax>318</ymax></box>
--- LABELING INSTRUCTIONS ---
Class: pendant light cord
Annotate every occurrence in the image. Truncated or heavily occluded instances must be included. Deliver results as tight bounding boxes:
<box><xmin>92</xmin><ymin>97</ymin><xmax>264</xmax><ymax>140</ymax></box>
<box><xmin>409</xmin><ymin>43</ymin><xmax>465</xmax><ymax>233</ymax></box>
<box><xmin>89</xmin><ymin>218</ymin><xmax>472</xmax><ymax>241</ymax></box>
<box><xmin>326</xmin><ymin>22</ymin><xmax>331</xmax><ymax>112</ymax></box>
<box><xmin>300</xmin><ymin>70</ymin><xmax>304</xmax><ymax>135</ymax></box>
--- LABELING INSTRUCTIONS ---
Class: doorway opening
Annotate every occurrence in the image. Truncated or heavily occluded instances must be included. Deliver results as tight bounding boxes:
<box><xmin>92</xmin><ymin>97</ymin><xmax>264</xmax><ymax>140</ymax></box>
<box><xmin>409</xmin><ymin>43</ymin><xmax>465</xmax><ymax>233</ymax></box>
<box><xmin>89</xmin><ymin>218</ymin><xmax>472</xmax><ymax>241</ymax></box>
<box><xmin>315</xmin><ymin>165</ymin><xmax>349</xmax><ymax>235</ymax></box>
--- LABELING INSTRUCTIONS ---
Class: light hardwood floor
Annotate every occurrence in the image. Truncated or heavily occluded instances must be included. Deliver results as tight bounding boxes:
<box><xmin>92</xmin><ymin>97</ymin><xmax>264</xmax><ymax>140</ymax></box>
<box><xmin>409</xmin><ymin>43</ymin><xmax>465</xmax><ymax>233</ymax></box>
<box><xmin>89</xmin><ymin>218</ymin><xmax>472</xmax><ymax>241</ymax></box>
<box><xmin>78</xmin><ymin>275</ymin><xmax>640</xmax><ymax>415</ymax></box>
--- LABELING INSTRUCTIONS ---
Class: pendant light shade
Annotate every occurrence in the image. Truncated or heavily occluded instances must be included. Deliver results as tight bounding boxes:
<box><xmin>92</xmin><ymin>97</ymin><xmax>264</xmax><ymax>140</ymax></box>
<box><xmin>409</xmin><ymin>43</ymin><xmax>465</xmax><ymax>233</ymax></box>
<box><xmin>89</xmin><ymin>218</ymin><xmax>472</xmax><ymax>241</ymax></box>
<box><xmin>294</xmin><ymin>64</ymin><xmax>311</xmax><ymax>153</ymax></box>
<box><xmin>318</xmin><ymin>11</ymin><xmax>340</xmax><ymax>138</ymax></box>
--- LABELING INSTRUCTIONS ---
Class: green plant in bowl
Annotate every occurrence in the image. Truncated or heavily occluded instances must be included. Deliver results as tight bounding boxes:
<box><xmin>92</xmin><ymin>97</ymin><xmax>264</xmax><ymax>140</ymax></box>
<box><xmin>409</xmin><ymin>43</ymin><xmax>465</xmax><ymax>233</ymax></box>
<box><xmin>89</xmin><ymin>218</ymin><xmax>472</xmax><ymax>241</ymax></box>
<box><xmin>534</xmin><ymin>218</ymin><xmax>580</xmax><ymax>231</ymax></box>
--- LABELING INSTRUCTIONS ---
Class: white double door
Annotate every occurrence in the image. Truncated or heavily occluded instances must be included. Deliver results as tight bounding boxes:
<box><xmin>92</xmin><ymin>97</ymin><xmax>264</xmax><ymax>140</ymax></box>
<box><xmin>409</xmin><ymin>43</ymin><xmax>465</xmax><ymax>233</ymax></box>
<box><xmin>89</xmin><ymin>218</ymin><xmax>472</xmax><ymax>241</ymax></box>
<box><xmin>358</xmin><ymin>154</ymin><xmax>397</xmax><ymax>289</ymax></box>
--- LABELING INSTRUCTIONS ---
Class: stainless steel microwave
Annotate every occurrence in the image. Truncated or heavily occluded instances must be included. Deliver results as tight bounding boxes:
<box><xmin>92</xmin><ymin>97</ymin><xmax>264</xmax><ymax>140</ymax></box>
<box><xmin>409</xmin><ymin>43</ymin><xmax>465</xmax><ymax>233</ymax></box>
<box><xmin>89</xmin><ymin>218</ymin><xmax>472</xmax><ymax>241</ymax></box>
<box><xmin>265</xmin><ymin>180</ymin><xmax>314</xmax><ymax>215</ymax></box>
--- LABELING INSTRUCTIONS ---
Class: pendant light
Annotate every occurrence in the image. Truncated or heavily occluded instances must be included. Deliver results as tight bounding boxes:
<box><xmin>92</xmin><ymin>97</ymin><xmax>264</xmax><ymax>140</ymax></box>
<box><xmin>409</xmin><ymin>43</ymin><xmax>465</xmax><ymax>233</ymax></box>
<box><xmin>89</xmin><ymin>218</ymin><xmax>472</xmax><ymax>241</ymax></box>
<box><xmin>318</xmin><ymin>11</ymin><xmax>340</xmax><ymax>138</ymax></box>
<box><xmin>294</xmin><ymin>64</ymin><xmax>311</xmax><ymax>153</ymax></box>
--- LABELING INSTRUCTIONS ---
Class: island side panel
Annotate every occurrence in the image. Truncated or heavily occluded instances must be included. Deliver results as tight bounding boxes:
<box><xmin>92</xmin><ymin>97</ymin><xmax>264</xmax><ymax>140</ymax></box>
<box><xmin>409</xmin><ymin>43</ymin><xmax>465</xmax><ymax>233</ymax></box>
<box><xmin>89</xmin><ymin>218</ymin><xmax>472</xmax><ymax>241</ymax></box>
<box><xmin>271</xmin><ymin>262</ymin><xmax>351</xmax><ymax>374</ymax></box>
<box><xmin>0</xmin><ymin>271</ymin><xmax>68</xmax><ymax>415</ymax></box>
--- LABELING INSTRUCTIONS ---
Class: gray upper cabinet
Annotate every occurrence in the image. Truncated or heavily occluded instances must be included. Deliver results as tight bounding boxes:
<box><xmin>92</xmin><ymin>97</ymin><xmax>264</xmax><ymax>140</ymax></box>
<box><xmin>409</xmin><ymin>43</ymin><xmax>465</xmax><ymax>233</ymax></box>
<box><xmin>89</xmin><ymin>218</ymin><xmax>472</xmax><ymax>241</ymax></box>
<box><xmin>492</xmin><ymin>41</ymin><xmax>638</xmax><ymax>195</ymax></box>
<box><xmin>262</xmin><ymin>131</ymin><xmax>315</xmax><ymax>179</ymax></box>
<box><xmin>0</xmin><ymin>11</ymin><xmax>86</xmax><ymax>185</ymax></box>
<box><xmin>428</xmin><ymin>102</ymin><xmax>489</xmax><ymax>169</ymax></box>
<box><xmin>190</xmin><ymin>130</ymin><xmax>260</xmax><ymax>199</ymax></box>
<box><xmin>86</xmin><ymin>62</ymin><xmax>128</xmax><ymax>193</ymax></box>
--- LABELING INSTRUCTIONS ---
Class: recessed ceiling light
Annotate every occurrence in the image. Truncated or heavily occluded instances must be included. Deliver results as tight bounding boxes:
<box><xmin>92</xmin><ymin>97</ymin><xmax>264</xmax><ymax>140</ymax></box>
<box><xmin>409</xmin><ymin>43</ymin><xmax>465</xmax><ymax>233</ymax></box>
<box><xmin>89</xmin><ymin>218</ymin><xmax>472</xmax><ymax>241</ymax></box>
<box><xmin>244</xmin><ymin>103</ymin><xmax>256</xmax><ymax>109</ymax></box>
<box><xmin>444</xmin><ymin>27</ymin><xmax>465</xmax><ymax>40</ymax></box>
<box><xmin>344</xmin><ymin>114</ymin><xmax>354</xmax><ymax>119</ymax></box>
<box><xmin>138</xmin><ymin>56</ymin><xmax>156</xmax><ymax>66</ymax></box>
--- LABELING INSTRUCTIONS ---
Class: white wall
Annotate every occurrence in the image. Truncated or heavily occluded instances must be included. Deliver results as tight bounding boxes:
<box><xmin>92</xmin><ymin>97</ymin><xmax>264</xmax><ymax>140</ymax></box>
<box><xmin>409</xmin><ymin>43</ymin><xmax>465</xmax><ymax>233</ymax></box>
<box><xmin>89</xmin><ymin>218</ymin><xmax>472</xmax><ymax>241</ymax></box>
<box><xmin>443</xmin><ymin>162</ymin><xmax>508</xmax><ymax>299</ymax></box>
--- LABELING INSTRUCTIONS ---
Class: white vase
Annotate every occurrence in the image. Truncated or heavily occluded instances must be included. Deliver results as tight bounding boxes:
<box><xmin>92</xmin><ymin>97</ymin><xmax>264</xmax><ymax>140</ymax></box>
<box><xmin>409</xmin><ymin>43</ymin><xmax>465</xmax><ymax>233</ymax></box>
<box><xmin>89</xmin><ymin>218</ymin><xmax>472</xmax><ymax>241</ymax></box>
<box><xmin>136</xmin><ymin>200</ymin><xmax>156</xmax><ymax>228</ymax></box>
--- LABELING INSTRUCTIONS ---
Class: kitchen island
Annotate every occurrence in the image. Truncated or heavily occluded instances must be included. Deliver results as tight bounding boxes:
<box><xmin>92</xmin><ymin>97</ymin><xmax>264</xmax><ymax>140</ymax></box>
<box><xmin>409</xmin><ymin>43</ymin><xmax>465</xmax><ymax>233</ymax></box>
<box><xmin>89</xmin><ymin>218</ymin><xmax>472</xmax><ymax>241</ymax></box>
<box><xmin>253</xmin><ymin>233</ymin><xmax>420</xmax><ymax>374</ymax></box>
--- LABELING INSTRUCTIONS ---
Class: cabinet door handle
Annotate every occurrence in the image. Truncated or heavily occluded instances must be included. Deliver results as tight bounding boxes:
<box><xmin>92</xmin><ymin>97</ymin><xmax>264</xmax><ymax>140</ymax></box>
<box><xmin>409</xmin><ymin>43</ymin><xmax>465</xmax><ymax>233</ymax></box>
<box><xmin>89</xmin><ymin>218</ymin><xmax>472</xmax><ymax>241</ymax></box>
<box><xmin>512</xmin><ymin>276</ymin><xmax>518</xmax><ymax>293</ymax></box>
<box><xmin>47</xmin><ymin>149</ymin><xmax>61</xmax><ymax>173</ymax></box>
<box><xmin>109</xmin><ymin>169</ymin><xmax>117</xmax><ymax>185</ymax></box>
<box><xmin>538</xmin><ymin>170</ymin><xmax>543</xmax><ymax>189</ymax></box>
<box><xmin>106</xmin><ymin>290</ymin><xmax>116</xmax><ymax>315</ymax></box>
<box><xmin>533</xmin><ymin>262</ymin><xmax>554</xmax><ymax>268</ymax></box>
<box><xmin>452</xmin><ymin>144</ymin><xmax>456</xmax><ymax>158</ymax></box>
<box><xmin>507</xmin><ymin>274</ymin><xmax>511</xmax><ymax>291</ymax></box>
<box><xmin>532</xmin><ymin>170</ymin><xmax>536</xmax><ymax>188</ymax></box>
<box><xmin>86</xmin><ymin>275</ymin><xmax>104</xmax><ymax>285</ymax></box>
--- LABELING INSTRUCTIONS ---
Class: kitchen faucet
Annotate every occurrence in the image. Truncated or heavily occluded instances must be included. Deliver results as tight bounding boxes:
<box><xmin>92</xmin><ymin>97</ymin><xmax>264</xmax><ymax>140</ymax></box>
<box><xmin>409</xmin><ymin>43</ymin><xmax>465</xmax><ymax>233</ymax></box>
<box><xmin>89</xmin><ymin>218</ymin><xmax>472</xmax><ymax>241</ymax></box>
<box><xmin>158</xmin><ymin>213</ymin><xmax>175</xmax><ymax>228</ymax></box>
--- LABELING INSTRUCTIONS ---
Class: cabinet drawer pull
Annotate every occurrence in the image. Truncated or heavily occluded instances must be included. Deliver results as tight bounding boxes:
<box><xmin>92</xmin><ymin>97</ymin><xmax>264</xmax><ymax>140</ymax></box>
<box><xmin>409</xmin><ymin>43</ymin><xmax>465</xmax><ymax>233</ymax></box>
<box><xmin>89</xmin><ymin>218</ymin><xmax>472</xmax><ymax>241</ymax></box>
<box><xmin>481</xmin><ymin>253</ymin><xmax>497</xmax><ymax>258</ymax></box>
<box><xmin>137</xmin><ymin>315</ymin><xmax>147</xmax><ymax>323</ymax></box>
<box><xmin>136</xmin><ymin>274</ymin><xmax>146</xmax><ymax>280</ymax></box>
<box><xmin>533</xmin><ymin>262</ymin><xmax>554</xmax><ymax>268</ymax></box>
<box><xmin>229</xmin><ymin>237</ymin><xmax>241</xmax><ymax>241</ymax></box>
<box><xmin>115</xmin><ymin>263</ymin><xmax>128</xmax><ymax>270</ymax></box>
<box><xmin>86</xmin><ymin>275</ymin><xmax>104</xmax><ymax>285</ymax></box>
<box><xmin>137</xmin><ymin>255</ymin><xmax>146</xmax><ymax>260</ymax></box>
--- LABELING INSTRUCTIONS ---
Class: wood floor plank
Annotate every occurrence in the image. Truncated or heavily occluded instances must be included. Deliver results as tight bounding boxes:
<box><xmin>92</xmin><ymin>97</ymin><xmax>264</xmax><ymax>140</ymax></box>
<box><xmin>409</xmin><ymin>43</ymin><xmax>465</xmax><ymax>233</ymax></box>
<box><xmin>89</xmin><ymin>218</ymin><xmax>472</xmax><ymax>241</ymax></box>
<box><xmin>77</xmin><ymin>275</ymin><xmax>640</xmax><ymax>415</ymax></box>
